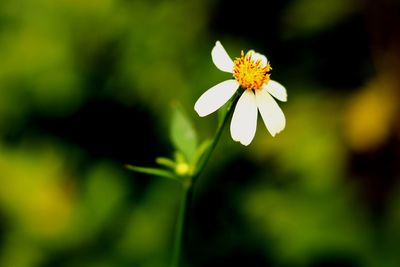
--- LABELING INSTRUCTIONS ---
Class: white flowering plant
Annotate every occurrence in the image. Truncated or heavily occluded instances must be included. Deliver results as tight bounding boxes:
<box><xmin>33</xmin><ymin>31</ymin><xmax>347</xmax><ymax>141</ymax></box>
<box><xmin>127</xmin><ymin>41</ymin><xmax>287</xmax><ymax>267</ymax></box>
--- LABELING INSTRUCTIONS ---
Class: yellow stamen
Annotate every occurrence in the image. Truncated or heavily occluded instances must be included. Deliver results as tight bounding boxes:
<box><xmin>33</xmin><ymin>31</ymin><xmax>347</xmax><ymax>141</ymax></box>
<box><xmin>233</xmin><ymin>50</ymin><xmax>272</xmax><ymax>90</ymax></box>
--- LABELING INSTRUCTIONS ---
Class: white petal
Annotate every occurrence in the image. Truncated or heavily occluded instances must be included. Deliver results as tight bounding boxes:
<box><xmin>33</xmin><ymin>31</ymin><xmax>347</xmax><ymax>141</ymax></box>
<box><xmin>246</xmin><ymin>50</ymin><xmax>268</xmax><ymax>67</ymax></box>
<box><xmin>211</xmin><ymin>41</ymin><xmax>234</xmax><ymax>73</ymax></box>
<box><xmin>194</xmin><ymin>80</ymin><xmax>239</xmax><ymax>117</ymax></box>
<box><xmin>230</xmin><ymin>90</ymin><xmax>258</xmax><ymax>146</ymax></box>
<box><xmin>255</xmin><ymin>89</ymin><xmax>286</xmax><ymax>137</ymax></box>
<box><xmin>263</xmin><ymin>80</ymin><xmax>287</xmax><ymax>102</ymax></box>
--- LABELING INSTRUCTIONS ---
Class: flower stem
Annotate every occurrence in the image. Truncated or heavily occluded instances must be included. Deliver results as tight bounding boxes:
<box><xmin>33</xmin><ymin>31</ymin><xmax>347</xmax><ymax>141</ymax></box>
<box><xmin>171</xmin><ymin>90</ymin><xmax>241</xmax><ymax>267</ymax></box>
<box><xmin>171</xmin><ymin>180</ymin><xmax>193</xmax><ymax>267</ymax></box>
<box><xmin>192</xmin><ymin>91</ymin><xmax>241</xmax><ymax>183</ymax></box>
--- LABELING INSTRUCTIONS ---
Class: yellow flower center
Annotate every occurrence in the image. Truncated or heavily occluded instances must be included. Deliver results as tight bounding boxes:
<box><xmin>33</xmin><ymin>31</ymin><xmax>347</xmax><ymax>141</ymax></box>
<box><xmin>233</xmin><ymin>50</ymin><xmax>272</xmax><ymax>90</ymax></box>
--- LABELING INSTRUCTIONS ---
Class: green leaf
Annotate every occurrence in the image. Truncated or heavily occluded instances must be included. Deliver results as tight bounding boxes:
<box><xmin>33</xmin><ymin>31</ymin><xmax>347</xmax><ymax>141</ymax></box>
<box><xmin>155</xmin><ymin>157</ymin><xmax>176</xmax><ymax>169</ymax></box>
<box><xmin>125</xmin><ymin>165</ymin><xmax>179</xmax><ymax>181</ymax></box>
<box><xmin>174</xmin><ymin>151</ymin><xmax>186</xmax><ymax>164</ymax></box>
<box><xmin>170</xmin><ymin>104</ymin><xmax>197</xmax><ymax>162</ymax></box>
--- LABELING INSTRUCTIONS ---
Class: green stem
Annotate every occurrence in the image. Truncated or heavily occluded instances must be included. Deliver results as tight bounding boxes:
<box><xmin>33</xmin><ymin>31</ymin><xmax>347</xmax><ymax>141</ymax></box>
<box><xmin>171</xmin><ymin>90</ymin><xmax>241</xmax><ymax>267</ymax></box>
<box><xmin>192</xmin><ymin>91</ymin><xmax>241</xmax><ymax>183</ymax></box>
<box><xmin>171</xmin><ymin>181</ymin><xmax>193</xmax><ymax>267</ymax></box>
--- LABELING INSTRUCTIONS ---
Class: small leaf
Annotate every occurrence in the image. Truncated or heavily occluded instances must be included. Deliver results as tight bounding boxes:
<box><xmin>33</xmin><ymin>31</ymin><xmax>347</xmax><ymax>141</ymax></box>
<box><xmin>155</xmin><ymin>157</ymin><xmax>176</xmax><ymax>169</ymax></box>
<box><xmin>170</xmin><ymin>104</ymin><xmax>197</xmax><ymax>162</ymax></box>
<box><xmin>125</xmin><ymin>165</ymin><xmax>179</xmax><ymax>181</ymax></box>
<box><xmin>174</xmin><ymin>151</ymin><xmax>187</xmax><ymax>164</ymax></box>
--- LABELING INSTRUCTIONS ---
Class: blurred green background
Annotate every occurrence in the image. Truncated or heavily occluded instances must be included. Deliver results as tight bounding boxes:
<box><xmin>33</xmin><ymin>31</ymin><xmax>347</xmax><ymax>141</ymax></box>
<box><xmin>0</xmin><ymin>0</ymin><xmax>399</xmax><ymax>266</ymax></box>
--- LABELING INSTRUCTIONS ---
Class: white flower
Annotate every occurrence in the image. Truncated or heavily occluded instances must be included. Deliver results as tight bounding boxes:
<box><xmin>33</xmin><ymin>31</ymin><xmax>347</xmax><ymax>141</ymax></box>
<box><xmin>194</xmin><ymin>41</ymin><xmax>287</xmax><ymax>146</ymax></box>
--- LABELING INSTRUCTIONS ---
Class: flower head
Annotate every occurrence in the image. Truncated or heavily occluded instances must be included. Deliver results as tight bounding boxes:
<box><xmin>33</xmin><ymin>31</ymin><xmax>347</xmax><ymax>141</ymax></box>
<box><xmin>194</xmin><ymin>41</ymin><xmax>287</xmax><ymax>146</ymax></box>
<box><xmin>233</xmin><ymin>50</ymin><xmax>272</xmax><ymax>90</ymax></box>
